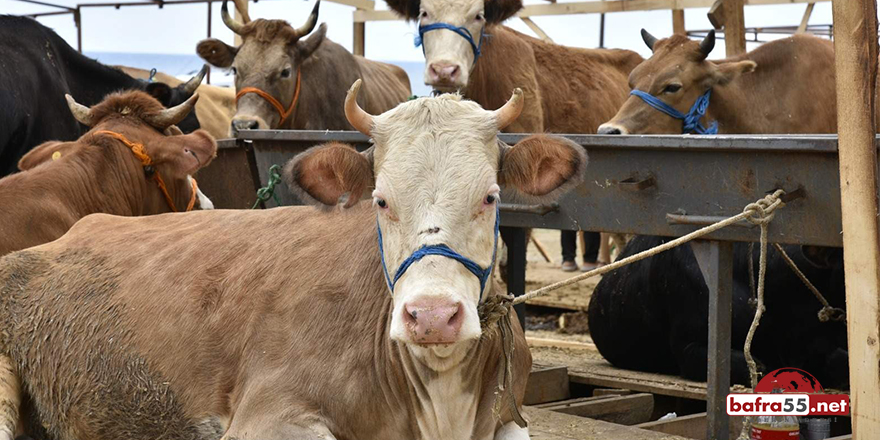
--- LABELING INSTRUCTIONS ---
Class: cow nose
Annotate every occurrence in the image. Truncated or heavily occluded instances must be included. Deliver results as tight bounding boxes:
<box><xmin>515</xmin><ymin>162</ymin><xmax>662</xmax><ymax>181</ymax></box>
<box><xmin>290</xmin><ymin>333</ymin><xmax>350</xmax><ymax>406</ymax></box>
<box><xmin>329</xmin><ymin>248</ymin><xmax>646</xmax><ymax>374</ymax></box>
<box><xmin>598</xmin><ymin>124</ymin><xmax>623</xmax><ymax>135</ymax></box>
<box><xmin>403</xmin><ymin>299</ymin><xmax>464</xmax><ymax>344</ymax></box>
<box><xmin>428</xmin><ymin>63</ymin><xmax>461</xmax><ymax>83</ymax></box>
<box><xmin>231</xmin><ymin>119</ymin><xmax>260</xmax><ymax>133</ymax></box>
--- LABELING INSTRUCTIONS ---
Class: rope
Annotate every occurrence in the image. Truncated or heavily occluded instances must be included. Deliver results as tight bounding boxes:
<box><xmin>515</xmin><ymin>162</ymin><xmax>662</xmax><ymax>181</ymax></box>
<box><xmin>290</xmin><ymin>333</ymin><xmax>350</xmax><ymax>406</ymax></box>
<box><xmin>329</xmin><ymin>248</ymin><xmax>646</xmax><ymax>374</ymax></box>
<box><xmin>772</xmin><ymin>243</ymin><xmax>846</xmax><ymax>322</ymax></box>
<box><xmin>251</xmin><ymin>164</ymin><xmax>283</xmax><ymax>209</ymax></box>
<box><xmin>478</xmin><ymin>293</ymin><xmax>528</xmax><ymax>428</ymax></box>
<box><xmin>235</xmin><ymin>68</ymin><xmax>302</xmax><ymax>126</ymax></box>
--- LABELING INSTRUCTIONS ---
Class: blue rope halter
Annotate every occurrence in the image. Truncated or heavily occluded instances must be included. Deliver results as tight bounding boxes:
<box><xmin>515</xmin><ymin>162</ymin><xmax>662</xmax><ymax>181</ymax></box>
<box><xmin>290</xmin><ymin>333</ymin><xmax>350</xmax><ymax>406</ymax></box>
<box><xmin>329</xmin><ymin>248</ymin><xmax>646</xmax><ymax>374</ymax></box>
<box><xmin>377</xmin><ymin>205</ymin><xmax>500</xmax><ymax>301</ymax></box>
<box><xmin>414</xmin><ymin>23</ymin><xmax>486</xmax><ymax>64</ymax></box>
<box><xmin>629</xmin><ymin>89</ymin><xmax>718</xmax><ymax>135</ymax></box>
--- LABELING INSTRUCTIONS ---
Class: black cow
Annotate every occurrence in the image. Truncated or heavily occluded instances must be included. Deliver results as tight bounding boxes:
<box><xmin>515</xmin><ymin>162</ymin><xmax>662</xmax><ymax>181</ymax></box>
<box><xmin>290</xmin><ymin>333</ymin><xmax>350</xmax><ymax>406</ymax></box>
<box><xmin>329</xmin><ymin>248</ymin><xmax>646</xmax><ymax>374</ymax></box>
<box><xmin>0</xmin><ymin>15</ymin><xmax>206</xmax><ymax>176</ymax></box>
<box><xmin>588</xmin><ymin>236</ymin><xmax>849</xmax><ymax>389</ymax></box>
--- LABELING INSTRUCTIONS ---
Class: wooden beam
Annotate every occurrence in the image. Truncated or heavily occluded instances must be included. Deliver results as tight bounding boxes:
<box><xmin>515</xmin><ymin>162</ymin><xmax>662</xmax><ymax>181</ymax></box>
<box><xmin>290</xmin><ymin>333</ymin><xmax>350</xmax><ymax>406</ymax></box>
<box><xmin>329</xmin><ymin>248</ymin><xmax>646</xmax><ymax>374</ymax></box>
<box><xmin>636</xmin><ymin>412</ymin><xmax>745</xmax><ymax>439</ymax></box>
<box><xmin>540</xmin><ymin>393</ymin><xmax>654</xmax><ymax>425</ymax></box>
<box><xmin>797</xmin><ymin>2</ymin><xmax>814</xmax><ymax>33</ymax></box>
<box><xmin>353</xmin><ymin>20</ymin><xmax>365</xmax><ymax>55</ymax></box>
<box><xmin>526</xmin><ymin>337</ymin><xmax>596</xmax><ymax>350</ymax></box>
<box><xmin>722</xmin><ymin>0</ymin><xmax>746</xmax><ymax>56</ymax></box>
<box><xmin>521</xmin><ymin>17</ymin><xmax>554</xmax><ymax>42</ymax></box>
<box><xmin>672</xmin><ymin>8</ymin><xmax>685</xmax><ymax>33</ymax></box>
<box><xmin>525</xmin><ymin>406</ymin><xmax>693</xmax><ymax>439</ymax></box>
<box><xmin>524</xmin><ymin>367</ymin><xmax>570</xmax><ymax>405</ymax></box>
<box><xmin>832</xmin><ymin>0</ymin><xmax>880</xmax><ymax>438</ymax></box>
<box><xmin>330</xmin><ymin>0</ymin><xmax>375</xmax><ymax>10</ymax></box>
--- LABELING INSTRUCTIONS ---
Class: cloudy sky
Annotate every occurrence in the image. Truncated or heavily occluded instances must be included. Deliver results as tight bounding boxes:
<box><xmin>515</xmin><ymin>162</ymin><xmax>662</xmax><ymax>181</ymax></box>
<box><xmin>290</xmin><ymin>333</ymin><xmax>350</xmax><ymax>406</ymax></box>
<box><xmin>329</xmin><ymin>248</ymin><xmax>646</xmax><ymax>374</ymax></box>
<box><xmin>3</xmin><ymin>0</ymin><xmax>834</xmax><ymax>62</ymax></box>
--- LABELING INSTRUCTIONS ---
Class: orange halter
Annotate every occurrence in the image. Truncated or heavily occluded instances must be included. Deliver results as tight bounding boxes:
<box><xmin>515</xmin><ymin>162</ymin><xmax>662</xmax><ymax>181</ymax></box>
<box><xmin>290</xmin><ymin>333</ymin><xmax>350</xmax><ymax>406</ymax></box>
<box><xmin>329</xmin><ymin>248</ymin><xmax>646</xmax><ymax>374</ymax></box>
<box><xmin>235</xmin><ymin>68</ymin><xmax>302</xmax><ymax>126</ymax></box>
<box><xmin>93</xmin><ymin>130</ymin><xmax>198</xmax><ymax>213</ymax></box>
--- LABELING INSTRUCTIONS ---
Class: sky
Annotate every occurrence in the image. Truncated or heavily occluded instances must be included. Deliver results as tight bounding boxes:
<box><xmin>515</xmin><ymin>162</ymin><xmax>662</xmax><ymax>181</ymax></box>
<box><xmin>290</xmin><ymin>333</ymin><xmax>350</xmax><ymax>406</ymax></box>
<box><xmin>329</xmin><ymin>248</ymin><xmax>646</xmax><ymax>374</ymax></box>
<box><xmin>3</xmin><ymin>0</ymin><xmax>835</xmax><ymax>63</ymax></box>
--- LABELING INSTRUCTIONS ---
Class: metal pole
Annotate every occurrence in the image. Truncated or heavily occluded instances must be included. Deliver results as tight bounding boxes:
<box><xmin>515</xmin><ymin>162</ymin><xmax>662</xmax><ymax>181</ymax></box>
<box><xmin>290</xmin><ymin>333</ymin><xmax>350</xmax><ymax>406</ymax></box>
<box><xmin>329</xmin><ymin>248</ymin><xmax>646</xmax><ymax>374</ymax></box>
<box><xmin>598</xmin><ymin>13</ymin><xmax>605</xmax><ymax>48</ymax></box>
<box><xmin>692</xmin><ymin>240</ymin><xmax>733</xmax><ymax>440</ymax></box>
<box><xmin>75</xmin><ymin>6</ymin><xmax>82</xmax><ymax>52</ymax></box>
<box><xmin>502</xmin><ymin>227</ymin><xmax>528</xmax><ymax>330</ymax></box>
<box><xmin>832</xmin><ymin>0</ymin><xmax>880</xmax><ymax>437</ymax></box>
<box><xmin>207</xmin><ymin>0</ymin><xmax>212</xmax><ymax>84</ymax></box>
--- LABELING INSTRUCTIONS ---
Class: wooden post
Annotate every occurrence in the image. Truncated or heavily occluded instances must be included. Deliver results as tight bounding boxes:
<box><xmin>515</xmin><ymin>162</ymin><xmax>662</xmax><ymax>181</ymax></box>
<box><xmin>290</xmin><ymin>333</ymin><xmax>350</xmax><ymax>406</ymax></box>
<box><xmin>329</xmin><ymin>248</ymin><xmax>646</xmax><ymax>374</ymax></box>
<box><xmin>722</xmin><ymin>0</ymin><xmax>745</xmax><ymax>56</ymax></box>
<box><xmin>797</xmin><ymin>2</ymin><xmax>815</xmax><ymax>33</ymax></box>
<box><xmin>672</xmin><ymin>9</ymin><xmax>685</xmax><ymax>34</ymax></box>
<box><xmin>832</xmin><ymin>0</ymin><xmax>880</xmax><ymax>437</ymax></box>
<box><xmin>353</xmin><ymin>19</ymin><xmax>365</xmax><ymax>56</ymax></box>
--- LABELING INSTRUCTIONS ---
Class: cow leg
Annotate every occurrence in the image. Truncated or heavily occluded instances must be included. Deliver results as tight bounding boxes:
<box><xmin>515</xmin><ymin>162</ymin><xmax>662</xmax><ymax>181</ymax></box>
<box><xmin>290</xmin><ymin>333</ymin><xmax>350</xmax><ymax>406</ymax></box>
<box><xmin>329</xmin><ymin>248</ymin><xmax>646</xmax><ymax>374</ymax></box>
<box><xmin>495</xmin><ymin>422</ymin><xmax>529</xmax><ymax>440</ymax></box>
<box><xmin>0</xmin><ymin>355</ymin><xmax>20</xmax><ymax>440</ymax></box>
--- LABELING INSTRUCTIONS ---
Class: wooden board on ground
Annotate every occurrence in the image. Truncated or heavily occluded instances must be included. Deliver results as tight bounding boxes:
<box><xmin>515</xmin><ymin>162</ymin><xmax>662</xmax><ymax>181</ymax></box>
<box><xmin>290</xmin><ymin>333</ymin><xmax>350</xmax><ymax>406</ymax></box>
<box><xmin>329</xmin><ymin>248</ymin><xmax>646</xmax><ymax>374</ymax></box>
<box><xmin>525</xmin><ymin>366</ymin><xmax>571</xmax><ymax>405</ymax></box>
<box><xmin>539</xmin><ymin>393</ymin><xmax>654</xmax><ymax>425</ymax></box>
<box><xmin>526</xmin><ymin>406</ymin><xmax>690</xmax><ymax>440</ymax></box>
<box><xmin>636</xmin><ymin>412</ymin><xmax>745</xmax><ymax>440</ymax></box>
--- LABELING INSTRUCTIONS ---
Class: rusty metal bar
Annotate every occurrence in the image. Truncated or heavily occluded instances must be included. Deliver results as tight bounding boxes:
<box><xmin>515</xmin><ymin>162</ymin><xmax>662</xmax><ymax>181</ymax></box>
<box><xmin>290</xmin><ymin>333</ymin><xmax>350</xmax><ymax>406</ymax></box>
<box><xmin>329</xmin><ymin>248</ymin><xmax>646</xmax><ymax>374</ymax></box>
<box><xmin>499</xmin><ymin>203</ymin><xmax>559</xmax><ymax>216</ymax></box>
<box><xmin>12</xmin><ymin>0</ymin><xmax>74</xmax><ymax>10</ymax></box>
<box><xmin>25</xmin><ymin>9</ymin><xmax>74</xmax><ymax>17</ymax></box>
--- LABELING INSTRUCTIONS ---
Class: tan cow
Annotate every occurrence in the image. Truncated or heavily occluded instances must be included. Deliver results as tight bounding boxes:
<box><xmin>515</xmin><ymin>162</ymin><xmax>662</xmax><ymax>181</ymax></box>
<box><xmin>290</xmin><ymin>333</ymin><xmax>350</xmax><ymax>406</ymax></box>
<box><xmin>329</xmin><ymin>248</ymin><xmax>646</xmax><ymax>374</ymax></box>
<box><xmin>0</xmin><ymin>83</ymin><xmax>587</xmax><ymax>440</ymax></box>
<box><xmin>196</xmin><ymin>0</ymin><xmax>411</xmax><ymax>134</ymax></box>
<box><xmin>118</xmin><ymin>66</ymin><xmax>237</xmax><ymax>140</ymax></box>
<box><xmin>598</xmin><ymin>31</ymin><xmax>836</xmax><ymax>134</ymax></box>
<box><xmin>0</xmin><ymin>90</ymin><xmax>216</xmax><ymax>257</ymax></box>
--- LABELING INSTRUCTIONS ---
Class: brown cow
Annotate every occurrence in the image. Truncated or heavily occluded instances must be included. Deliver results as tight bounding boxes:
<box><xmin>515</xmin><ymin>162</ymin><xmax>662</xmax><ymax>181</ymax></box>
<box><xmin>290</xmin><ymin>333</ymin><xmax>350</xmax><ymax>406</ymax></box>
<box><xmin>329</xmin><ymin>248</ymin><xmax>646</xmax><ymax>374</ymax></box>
<box><xmin>0</xmin><ymin>83</ymin><xmax>587</xmax><ymax>440</ymax></box>
<box><xmin>0</xmin><ymin>90</ymin><xmax>217</xmax><ymax>257</ymax></box>
<box><xmin>196</xmin><ymin>0</ymin><xmax>412</xmax><ymax>134</ymax></box>
<box><xmin>598</xmin><ymin>31</ymin><xmax>836</xmax><ymax>134</ymax></box>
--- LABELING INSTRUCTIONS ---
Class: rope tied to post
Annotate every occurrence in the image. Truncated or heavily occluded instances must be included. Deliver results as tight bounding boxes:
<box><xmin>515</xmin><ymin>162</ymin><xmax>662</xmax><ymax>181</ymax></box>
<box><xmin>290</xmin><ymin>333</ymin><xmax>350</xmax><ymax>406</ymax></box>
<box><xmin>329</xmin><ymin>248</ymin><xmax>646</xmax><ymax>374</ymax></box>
<box><xmin>251</xmin><ymin>164</ymin><xmax>283</xmax><ymax>209</ymax></box>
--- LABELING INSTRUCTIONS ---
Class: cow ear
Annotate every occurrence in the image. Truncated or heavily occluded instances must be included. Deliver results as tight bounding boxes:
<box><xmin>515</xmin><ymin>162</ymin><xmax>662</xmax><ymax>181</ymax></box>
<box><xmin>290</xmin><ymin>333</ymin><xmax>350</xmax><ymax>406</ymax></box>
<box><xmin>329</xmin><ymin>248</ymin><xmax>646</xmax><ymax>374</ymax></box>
<box><xmin>383</xmin><ymin>0</ymin><xmax>420</xmax><ymax>20</ymax></box>
<box><xmin>283</xmin><ymin>142</ymin><xmax>374</xmax><ymax>208</ymax></box>
<box><xmin>18</xmin><ymin>141</ymin><xmax>80</xmax><ymax>171</ymax></box>
<box><xmin>145</xmin><ymin>82</ymin><xmax>174</xmax><ymax>107</ymax></box>
<box><xmin>713</xmin><ymin>60</ymin><xmax>756</xmax><ymax>85</ymax></box>
<box><xmin>295</xmin><ymin>23</ymin><xmax>328</xmax><ymax>60</ymax></box>
<box><xmin>498</xmin><ymin>134</ymin><xmax>587</xmax><ymax>202</ymax></box>
<box><xmin>197</xmin><ymin>38</ymin><xmax>237</xmax><ymax>68</ymax></box>
<box><xmin>485</xmin><ymin>0</ymin><xmax>523</xmax><ymax>23</ymax></box>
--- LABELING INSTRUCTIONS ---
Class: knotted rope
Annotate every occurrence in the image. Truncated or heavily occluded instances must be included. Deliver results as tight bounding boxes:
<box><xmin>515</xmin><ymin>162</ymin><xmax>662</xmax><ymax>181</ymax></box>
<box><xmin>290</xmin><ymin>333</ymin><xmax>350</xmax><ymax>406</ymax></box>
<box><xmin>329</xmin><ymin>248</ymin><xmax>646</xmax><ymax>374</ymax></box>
<box><xmin>251</xmin><ymin>164</ymin><xmax>283</xmax><ymax>209</ymax></box>
<box><xmin>772</xmin><ymin>243</ymin><xmax>846</xmax><ymax>323</ymax></box>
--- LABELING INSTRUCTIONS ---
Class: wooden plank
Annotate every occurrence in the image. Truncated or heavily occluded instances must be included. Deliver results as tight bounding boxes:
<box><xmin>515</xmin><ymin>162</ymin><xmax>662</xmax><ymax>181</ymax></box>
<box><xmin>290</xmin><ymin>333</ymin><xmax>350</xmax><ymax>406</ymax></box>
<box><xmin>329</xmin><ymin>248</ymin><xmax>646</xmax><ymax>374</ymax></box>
<box><xmin>722</xmin><ymin>0</ymin><xmax>746</xmax><ymax>56</ymax></box>
<box><xmin>521</xmin><ymin>17</ymin><xmax>554</xmax><ymax>42</ymax></box>
<box><xmin>524</xmin><ymin>366</ymin><xmax>571</xmax><ymax>405</ymax></box>
<box><xmin>636</xmin><ymin>412</ymin><xmax>745</xmax><ymax>440</ymax></box>
<box><xmin>542</xmin><ymin>393</ymin><xmax>654</xmax><ymax>425</ymax></box>
<box><xmin>353</xmin><ymin>21</ymin><xmax>365</xmax><ymax>56</ymax></box>
<box><xmin>797</xmin><ymin>2</ymin><xmax>814</xmax><ymax>33</ymax></box>
<box><xmin>534</xmin><ymin>395</ymin><xmax>616</xmax><ymax>409</ymax></box>
<box><xmin>525</xmin><ymin>406</ymin><xmax>690</xmax><ymax>439</ymax></box>
<box><xmin>832</xmin><ymin>0</ymin><xmax>880</xmax><ymax>438</ymax></box>
<box><xmin>526</xmin><ymin>337</ymin><xmax>596</xmax><ymax>351</ymax></box>
<box><xmin>828</xmin><ymin>436</ymin><xmax>852</xmax><ymax>440</ymax></box>
<box><xmin>329</xmin><ymin>0</ymin><xmax>374</xmax><ymax>10</ymax></box>
<box><xmin>593</xmin><ymin>388</ymin><xmax>634</xmax><ymax>397</ymax></box>
<box><xmin>672</xmin><ymin>8</ymin><xmax>685</xmax><ymax>33</ymax></box>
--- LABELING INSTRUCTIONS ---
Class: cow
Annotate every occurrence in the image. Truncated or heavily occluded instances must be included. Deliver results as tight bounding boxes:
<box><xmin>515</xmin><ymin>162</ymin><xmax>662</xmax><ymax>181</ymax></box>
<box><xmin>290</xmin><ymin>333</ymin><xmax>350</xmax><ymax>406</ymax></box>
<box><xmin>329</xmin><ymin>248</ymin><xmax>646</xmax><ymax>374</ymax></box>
<box><xmin>597</xmin><ymin>31</ymin><xmax>836</xmax><ymax>135</ymax></box>
<box><xmin>588</xmin><ymin>238</ymin><xmax>849</xmax><ymax>389</ymax></box>
<box><xmin>0</xmin><ymin>15</ymin><xmax>207</xmax><ymax>177</ymax></box>
<box><xmin>0</xmin><ymin>82</ymin><xmax>587</xmax><ymax>440</ymax></box>
<box><xmin>118</xmin><ymin>66</ymin><xmax>237</xmax><ymax>140</ymax></box>
<box><xmin>0</xmin><ymin>90</ymin><xmax>217</xmax><ymax>257</ymax></box>
<box><xmin>195</xmin><ymin>0</ymin><xmax>412</xmax><ymax>134</ymax></box>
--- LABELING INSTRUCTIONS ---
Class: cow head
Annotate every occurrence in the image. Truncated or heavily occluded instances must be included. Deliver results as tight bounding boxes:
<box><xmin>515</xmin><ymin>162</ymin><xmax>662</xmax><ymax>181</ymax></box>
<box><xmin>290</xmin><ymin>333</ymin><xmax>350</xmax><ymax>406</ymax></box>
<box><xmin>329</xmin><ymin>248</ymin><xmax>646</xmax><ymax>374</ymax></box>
<box><xmin>598</xmin><ymin>30</ymin><xmax>756</xmax><ymax>134</ymax></box>
<box><xmin>385</xmin><ymin>0</ymin><xmax>522</xmax><ymax>91</ymax></box>
<box><xmin>196</xmin><ymin>0</ymin><xmax>323</xmax><ymax>134</ymax></box>
<box><xmin>284</xmin><ymin>80</ymin><xmax>586</xmax><ymax>370</ymax></box>
<box><xmin>62</xmin><ymin>91</ymin><xmax>218</xmax><ymax>213</ymax></box>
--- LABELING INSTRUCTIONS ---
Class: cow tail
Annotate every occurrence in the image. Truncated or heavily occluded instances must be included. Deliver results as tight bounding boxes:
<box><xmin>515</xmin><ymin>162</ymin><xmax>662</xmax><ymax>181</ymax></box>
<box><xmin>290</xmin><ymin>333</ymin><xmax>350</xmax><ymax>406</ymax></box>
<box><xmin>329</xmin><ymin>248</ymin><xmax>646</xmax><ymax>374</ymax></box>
<box><xmin>0</xmin><ymin>355</ymin><xmax>20</xmax><ymax>440</ymax></box>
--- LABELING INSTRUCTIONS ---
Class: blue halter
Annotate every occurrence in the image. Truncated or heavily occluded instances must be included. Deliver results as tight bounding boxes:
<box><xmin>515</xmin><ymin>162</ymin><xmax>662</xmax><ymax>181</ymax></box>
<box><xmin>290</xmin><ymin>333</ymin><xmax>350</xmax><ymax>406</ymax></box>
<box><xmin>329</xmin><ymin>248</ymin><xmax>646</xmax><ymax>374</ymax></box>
<box><xmin>377</xmin><ymin>205</ymin><xmax>500</xmax><ymax>301</ymax></box>
<box><xmin>630</xmin><ymin>89</ymin><xmax>718</xmax><ymax>135</ymax></box>
<box><xmin>414</xmin><ymin>23</ymin><xmax>486</xmax><ymax>64</ymax></box>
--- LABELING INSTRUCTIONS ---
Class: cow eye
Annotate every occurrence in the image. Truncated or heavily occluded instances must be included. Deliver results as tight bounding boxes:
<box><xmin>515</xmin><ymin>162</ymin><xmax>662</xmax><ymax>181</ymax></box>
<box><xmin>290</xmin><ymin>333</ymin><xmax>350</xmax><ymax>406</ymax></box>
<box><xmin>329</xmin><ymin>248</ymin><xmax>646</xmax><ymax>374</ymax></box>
<box><xmin>419</xmin><ymin>10</ymin><xmax>428</xmax><ymax>18</ymax></box>
<box><xmin>280</xmin><ymin>68</ymin><xmax>292</xmax><ymax>79</ymax></box>
<box><xmin>230</xmin><ymin>66</ymin><xmax>237</xmax><ymax>75</ymax></box>
<box><xmin>376</xmin><ymin>198</ymin><xmax>388</xmax><ymax>209</ymax></box>
<box><xmin>663</xmin><ymin>83</ymin><xmax>682</xmax><ymax>94</ymax></box>
<box><xmin>484</xmin><ymin>194</ymin><xmax>497</xmax><ymax>205</ymax></box>
<box><xmin>475</xmin><ymin>12</ymin><xmax>485</xmax><ymax>21</ymax></box>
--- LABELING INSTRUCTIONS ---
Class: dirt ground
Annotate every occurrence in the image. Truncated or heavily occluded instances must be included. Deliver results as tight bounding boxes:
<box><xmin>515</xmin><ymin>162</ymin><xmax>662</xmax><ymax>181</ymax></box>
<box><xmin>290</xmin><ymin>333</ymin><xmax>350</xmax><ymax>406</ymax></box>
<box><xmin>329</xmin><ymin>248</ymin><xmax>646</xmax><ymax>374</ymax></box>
<box><xmin>519</xmin><ymin>228</ymin><xmax>601</xmax><ymax>312</ymax></box>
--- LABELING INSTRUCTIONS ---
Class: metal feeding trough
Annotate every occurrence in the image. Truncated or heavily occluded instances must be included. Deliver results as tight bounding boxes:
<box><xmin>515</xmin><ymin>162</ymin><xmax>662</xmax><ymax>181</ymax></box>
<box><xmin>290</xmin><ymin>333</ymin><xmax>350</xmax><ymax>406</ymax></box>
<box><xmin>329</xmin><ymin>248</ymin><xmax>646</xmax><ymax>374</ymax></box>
<box><xmin>197</xmin><ymin>130</ymin><xmax>848</xmax><ymax>440</ymax></box>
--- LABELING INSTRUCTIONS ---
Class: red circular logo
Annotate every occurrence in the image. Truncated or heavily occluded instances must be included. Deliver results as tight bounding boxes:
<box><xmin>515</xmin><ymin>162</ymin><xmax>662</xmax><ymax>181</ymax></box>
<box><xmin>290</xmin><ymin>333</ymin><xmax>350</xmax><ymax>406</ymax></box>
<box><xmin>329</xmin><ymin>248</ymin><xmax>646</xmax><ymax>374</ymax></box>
<box><xmin>755</xmin><ymin>368</ymin><xmax>824</xmax><ymax>393</ymax></box>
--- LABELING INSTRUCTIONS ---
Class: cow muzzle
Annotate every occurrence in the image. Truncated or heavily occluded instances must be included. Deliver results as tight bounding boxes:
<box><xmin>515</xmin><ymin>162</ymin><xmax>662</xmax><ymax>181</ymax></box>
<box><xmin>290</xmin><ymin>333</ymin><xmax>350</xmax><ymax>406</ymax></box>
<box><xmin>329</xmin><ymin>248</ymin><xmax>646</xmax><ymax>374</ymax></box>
<box><xmin>230</xmin><ymin>116</ymin><xmax>266</xmax><ymax>135</ymax></box>
<box><xmin>403</xmin><ymin>298</ymin><xmax>465</xmax><ymax>344</ymax></box>
<box><xmin>598</xmin><ymin>123</ymin><xmax>628</xmax><ymax>135</ymax></box>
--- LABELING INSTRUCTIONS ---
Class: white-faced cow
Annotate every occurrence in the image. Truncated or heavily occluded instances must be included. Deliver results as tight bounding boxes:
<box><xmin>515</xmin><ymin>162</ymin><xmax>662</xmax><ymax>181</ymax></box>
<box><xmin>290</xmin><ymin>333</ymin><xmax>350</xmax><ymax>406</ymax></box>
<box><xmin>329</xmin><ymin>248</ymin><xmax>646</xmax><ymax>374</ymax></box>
<box><xmin>0</xmin><ymin>16</ymin><xmax>208</xmax><ymax>177</ymax></box>
<box><xmin>598</xmin><ymin>30</ymin><xmax>836</xmax><ymax>134</ymax></box>
<box><xmin>0</xmin><ymin>82</ymin><xmax>586</xmax><ymax>440</ymax></box>
<box><xmin>196</xmin><ymin>0</ymin><xmax>412</xmax><ymax>134</ymax></box>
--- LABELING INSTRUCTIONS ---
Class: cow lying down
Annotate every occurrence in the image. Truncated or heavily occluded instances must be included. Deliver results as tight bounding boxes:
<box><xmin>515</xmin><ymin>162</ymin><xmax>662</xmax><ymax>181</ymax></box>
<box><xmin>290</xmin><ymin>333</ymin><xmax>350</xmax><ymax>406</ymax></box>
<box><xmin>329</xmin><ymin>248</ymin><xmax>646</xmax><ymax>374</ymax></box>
<box><xmin>0</xmin><ymin>91</ymin><xmax>217</xmax><ymax>257</ymax></box>
<box><xmin>0</xmin><ymin>81</ymin><xmax>587</xmax><ymax>440</ymax></box>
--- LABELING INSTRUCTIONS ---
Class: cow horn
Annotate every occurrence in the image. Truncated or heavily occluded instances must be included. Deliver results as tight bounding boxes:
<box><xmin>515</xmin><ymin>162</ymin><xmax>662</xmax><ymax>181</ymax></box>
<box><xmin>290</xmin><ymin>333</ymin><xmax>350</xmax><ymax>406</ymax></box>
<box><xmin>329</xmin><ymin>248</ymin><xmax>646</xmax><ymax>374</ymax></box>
<box><xmin>641</xmin><ymin>29</ymin><xmax>658</xmax><ymax>51</ymax></box>
<box><xmin>182</xmin><ymin>65</ymin><xmax>208</xmax><ymax>95</ymax></box>
<box><xmin>344</xmin><ymin>79</ymin><xmax>373</xmax><ymax>136</ymax></box>
<box><xmin>493</xmin><ymin>88</ymin><xmax>524</xmax><ymax>130</ymax></box>
<box><xmin>143</xmin><ymin>93</ymin><xmax>200</xmax><ymax>130</ymax></box>
<box><xmin>65</xmin><ymin>94</ymin><xmax>96</xmax><ymax>126</ymax></box>
<box><xmin>221</xmin><ymin>0</ymin><xmax>245</xmax><ymax>35</ymax></box>
<box><xmin>699</xmin><ymin>29</ymin><xmax>716</xmax><ymax>58</ymax></box>
<box><xmin>294</xmin><ymin>0</ymin><xmax>320</xmax><ymax>38</ymax></box>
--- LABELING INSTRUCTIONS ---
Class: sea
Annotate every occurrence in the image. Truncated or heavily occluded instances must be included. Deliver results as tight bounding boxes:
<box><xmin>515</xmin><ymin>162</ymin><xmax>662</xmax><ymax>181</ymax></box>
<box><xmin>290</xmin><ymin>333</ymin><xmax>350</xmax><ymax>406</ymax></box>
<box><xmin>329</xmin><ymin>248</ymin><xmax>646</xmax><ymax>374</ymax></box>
<box><xmin>87</xmin><ymin>51</ymin><xmax>432</xmax><ymax>97</ymax></box>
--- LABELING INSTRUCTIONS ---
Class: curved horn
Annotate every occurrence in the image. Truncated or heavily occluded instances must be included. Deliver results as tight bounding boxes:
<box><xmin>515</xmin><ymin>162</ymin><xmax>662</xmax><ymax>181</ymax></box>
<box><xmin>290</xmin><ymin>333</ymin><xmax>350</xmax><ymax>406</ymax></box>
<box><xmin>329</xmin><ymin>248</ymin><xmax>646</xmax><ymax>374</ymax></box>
<box><xmin>492</xmin><ymin>88</ymin><xmax>524</xmax><ymax>130</ymax></box>
<box><xmin>221</xmin><ymin>0</ymin><xmax>245</xmax><ymax>35</ymax></box>
<box><xmin>143</xmin><ymin>93</ymin><xmax>200</xmax><ymax>131</ymax></box>
<box><xmin>641</xmin><ymin>29</ymin><xmax>658</xmax><ymax>51</ymax></box>
<box><xmin>344</xmin><ymin>79</ymin><xmax>374</xmax><ymax>136</ymax></box>
<box><xmin>232</xmin><ymin>0</ymin><xmax>251</xmax><ymax>23</ymax></box>
<box><xmin>699</xmin><ymin>29</ymin><xmax>716</xmax><ymax>58</ymax></box>
<box><xmin>65</xmin><ymin>94</ymin><xmax>96</xmax><ymax>127</ymax></box>
<box><xmin>294</xmin><ymin>0</ymin><xmax>320</xmax><ymax>38</ymax></box>
<box><xmin>182</xmin><ymin>65</ymin><xmax>208</xmax><ymax>95</ymax></box>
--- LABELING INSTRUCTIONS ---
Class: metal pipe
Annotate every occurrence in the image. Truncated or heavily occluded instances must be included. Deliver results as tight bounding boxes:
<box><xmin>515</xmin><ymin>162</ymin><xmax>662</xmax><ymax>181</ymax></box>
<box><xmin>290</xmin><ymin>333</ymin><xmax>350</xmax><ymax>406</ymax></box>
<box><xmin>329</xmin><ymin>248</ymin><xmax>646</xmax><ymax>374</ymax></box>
<box><xmin>25</xmin><ymin>10</ymin><xmax>74</xmax><ymax>17</ymax></box>
<box><xmin>499</xmin><ymin>203</ymin><xmax>559</xmax><ymax>216</ymax></box>
<box><xmin>75</xmin><ymin>7</ymin><xmax>82</xmax><ymax>52</ymax></box>
<box><xmin>12</xmin><ymin>0</ymin><xmax>74</xmax><ymax>10</ymax></box>
<box><xmin>206</xmin><ymin>0</ymin><xmax>212</xmax><ymax>84</ymax></box>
